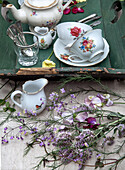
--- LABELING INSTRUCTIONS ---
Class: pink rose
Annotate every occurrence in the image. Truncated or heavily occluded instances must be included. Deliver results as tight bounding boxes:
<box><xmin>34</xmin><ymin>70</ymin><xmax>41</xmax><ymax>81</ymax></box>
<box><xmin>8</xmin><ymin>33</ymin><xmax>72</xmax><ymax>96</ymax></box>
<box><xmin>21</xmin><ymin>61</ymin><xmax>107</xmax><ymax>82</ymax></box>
<box><xmin>70</xmin><ymin>26</ymin><xmax>81</xmax><ymax>37</ymax></box>
<box><xmin>83</xmin><ymin>40</ymin><xmax>89</xmax><ymax>46</ymax></box>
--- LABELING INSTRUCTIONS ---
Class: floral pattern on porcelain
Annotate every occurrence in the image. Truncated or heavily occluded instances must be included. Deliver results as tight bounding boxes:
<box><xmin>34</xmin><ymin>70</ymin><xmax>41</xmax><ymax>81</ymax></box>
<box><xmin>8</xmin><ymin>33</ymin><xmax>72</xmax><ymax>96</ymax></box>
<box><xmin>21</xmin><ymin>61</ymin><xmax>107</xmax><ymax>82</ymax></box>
<box><xmin>60</xmin><ymin>53</ymin><xmax>69</xmax><ymax>61</ymax></box>
<box><xmin>68</xmin><ymin>26</ymin><xmax>82</xmax><ymax>37</ymax></box>
<box><xmin>46</xmin><ymin>20</ymin><xmax>57</xmax><ymax>28</ymax></box>
<box><xmin>79</xmin><ymin>37</ymin><xmax>96</xmax><ymax>53</ymax></box>
<box><xmin>30</xmin><ymin>10</ymin><xmax>37</xmax><ymax>16</ymax></box>
<box><xmin>57</xmin><ymin>6</ymin><xmax>62</xmax><ymax>13</ymax></box>
<box><xmin>40</xmin><ymin>38</ymin><xmax>48</xmax><ymax>48</ymax></box>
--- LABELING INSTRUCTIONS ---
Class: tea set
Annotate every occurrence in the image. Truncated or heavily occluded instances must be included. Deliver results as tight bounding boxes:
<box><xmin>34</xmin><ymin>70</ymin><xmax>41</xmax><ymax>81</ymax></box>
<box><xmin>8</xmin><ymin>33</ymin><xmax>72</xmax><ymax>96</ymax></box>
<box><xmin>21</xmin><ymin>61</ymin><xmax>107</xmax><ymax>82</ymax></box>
<box><xmin>1</xmin><ymin>0</ymin><xmax>110</xmax><ymax>114</ymax></box>
<box><xmin>1</xmin><ymin>0</ymin><xmax>110</xmax><ymax>67</ymax></box>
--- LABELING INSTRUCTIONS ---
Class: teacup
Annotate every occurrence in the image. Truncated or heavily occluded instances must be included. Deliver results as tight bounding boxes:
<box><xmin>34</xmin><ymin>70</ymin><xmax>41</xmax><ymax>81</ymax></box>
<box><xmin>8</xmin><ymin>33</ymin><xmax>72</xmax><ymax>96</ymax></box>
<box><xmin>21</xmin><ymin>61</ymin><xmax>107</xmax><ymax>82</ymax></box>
<box><xmin>56</xmin><ymin>22</ymin><xmax>92</xmax><ymax>46</ymax></box>
<box><xmin>68</xmin><ymin>29</ymin><xmax>104</xmax><ymax>63</ymax></box>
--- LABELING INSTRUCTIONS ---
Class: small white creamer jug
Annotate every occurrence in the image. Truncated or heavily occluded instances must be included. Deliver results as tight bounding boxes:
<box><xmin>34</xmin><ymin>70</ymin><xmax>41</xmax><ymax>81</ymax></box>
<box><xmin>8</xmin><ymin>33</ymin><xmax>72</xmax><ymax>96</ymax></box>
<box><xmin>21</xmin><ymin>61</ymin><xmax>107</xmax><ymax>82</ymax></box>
<box><xmin>11</xmin><ymin>78</ymin><xmax>48</xmax><ymax>114</ymax></box>
<box><xmin>33</xmin><ymin>26</ymin><xmax>56</xmax><ymax>49</ymax></box>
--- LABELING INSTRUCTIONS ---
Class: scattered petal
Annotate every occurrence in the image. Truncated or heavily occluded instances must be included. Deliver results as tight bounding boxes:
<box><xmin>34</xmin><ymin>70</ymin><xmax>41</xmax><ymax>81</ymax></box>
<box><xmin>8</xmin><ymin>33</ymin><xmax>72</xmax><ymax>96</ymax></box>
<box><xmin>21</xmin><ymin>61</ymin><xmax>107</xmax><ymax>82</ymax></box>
<box><xmin>72</xmin><ymin>6</ymin><xmax>78</xmax><ymax>14</ymax></box>
<box><xmin>63</xmin><ymin>7</ymin><xmax>71</xmax><ymax>15</ymax></box>
<box><xmin>77</xmin><ymin>8</ymin><xmax>84</xmax><ymax>13</ymax></box>
<box><xmin>76</xmin><ymin>112</ymin><xmax>88</xmax><ymax>122</ymax></box>
<box><xmin>106</xmin><ymin>99</ymin><xmax>113</xmax><ymax>106</ymax></box>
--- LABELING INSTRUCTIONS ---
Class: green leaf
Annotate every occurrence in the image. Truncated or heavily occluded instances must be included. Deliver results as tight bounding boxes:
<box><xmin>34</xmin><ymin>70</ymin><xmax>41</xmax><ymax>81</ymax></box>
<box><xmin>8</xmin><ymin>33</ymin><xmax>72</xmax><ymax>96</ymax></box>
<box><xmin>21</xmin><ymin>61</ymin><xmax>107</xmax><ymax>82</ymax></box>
<box><xmin>0</xmin><ymin>0</ymin><xmax>3</xmax><ymax>4</ymax></box>
<box><xmin>0</xmin><ymin>99</ymin><xmax>6</xmax><ymax>105</ymax></box>
<box><xmin>99</xmin><ymin>162</ymin><xmax>104</xmax><ymax>168</ymax></box>
<box><xmin>95</xmin><ymin>160</ymin><xmax>104</xmax><ymax>169</ymax></box>
<box><xmin>95</xmin><ymin>162</ymin><xmax>99</xmax><ymax>169</ymax></box>
<box><xmin>9</xmin><ymin>107</ymin><xmax>16</xmax><ymax>113</ymax></box>
<box><xmin>73</xmin><ymin>113</ymin><xmax>76</xmax><ymax>118</ymax></box>
<box><xmin>6</xmin><ymin>102</ymin><xmax>10</xmax><ymax>108</ymax></box>
<box><xmin>3</xmin><ymin>107</ymin><xmax>8</xmax><ymax>112</ymax></box>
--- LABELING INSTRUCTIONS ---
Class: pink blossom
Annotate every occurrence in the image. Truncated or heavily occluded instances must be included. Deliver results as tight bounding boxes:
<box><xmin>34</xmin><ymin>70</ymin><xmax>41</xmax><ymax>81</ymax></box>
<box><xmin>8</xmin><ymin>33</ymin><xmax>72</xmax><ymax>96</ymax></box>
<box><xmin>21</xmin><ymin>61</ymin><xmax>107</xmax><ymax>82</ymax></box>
<box><xmin>106</xmin><ymin>99</ymin><xmax>113</xmax><ymax>106</ymax></box>
<box><xmin>62</xmin><ymin>112</ymin><xmax>73</xmax><ymax>125</ymax></box>
<box><xmin>76</xmin><ymin>112</ymin><xmax>88</xmax><ymax>122</ymax></box>
<box><xmin>91</xmin><ymin>97</ymin><xmax>102</xmax><ymax>107</ymax></box>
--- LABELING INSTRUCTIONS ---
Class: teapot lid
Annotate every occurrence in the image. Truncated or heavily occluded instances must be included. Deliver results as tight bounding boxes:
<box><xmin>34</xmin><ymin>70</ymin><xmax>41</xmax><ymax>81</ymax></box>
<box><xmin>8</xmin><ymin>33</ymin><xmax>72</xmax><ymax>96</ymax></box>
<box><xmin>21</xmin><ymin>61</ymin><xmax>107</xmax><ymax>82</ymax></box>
<box><xmin>25</xmin><ymin>0</ymin><xmax>58</xmax><ymax>9</ymax></box>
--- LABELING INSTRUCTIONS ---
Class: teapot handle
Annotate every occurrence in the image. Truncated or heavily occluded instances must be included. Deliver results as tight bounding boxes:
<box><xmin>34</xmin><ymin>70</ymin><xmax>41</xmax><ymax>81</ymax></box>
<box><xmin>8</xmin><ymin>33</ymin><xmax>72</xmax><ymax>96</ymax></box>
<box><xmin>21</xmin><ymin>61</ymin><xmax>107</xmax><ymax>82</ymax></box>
<box><xmin>50</xmin><ymin>30</ymin><xmax>56</xmax><ymax>40</ymax></box>
<box><xmin>62</xmin><ymin>0</ymin><xmax>72</xmax><ymax>10</ymax></box>
<box><xmin>11</xmin><ymin>90</ymin><xmax>23</xmax><ymax>109</ymax></box>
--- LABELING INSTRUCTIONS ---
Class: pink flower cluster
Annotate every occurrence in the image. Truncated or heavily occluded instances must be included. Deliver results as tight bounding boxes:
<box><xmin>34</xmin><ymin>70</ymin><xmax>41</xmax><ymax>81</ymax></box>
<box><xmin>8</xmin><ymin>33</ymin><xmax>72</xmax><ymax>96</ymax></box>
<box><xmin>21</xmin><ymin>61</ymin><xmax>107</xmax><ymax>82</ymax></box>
<box><xmin>63</xmin><ymin>1</ymin><xmax>84</xmax><ymax>14</ymax></box>
<box><xmin>84</xmin><ymin>93</ymin><xmax>113</xmax><ymax>109</ymax></box>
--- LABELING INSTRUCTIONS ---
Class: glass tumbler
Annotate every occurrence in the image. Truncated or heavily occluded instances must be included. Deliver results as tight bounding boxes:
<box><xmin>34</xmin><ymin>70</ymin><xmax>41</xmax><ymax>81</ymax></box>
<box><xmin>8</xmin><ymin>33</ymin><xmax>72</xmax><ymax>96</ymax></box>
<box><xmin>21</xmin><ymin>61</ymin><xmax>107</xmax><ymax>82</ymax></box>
<box><xmin>14</xmin><ymin>32</ymin><xmax>39</xmax><ymax>66</ymax></box>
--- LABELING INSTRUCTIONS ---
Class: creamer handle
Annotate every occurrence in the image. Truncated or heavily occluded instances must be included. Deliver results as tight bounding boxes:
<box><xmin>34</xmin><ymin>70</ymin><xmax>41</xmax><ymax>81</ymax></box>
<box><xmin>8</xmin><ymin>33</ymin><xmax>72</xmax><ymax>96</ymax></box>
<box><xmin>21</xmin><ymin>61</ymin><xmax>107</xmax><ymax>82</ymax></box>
<box><xmin>62</xmin><ymin>0</ymin><xmax>72</xmax><ymax>10</ymax></box>
<box><xmin>50</xmin><ymin>30</ymin><xmax>56</xmax><ymax>40</ymax></box>
<box><xmin>11</xmin><ymin>90</ymin><xmax>23</xmax><ymax>109</ymax></box>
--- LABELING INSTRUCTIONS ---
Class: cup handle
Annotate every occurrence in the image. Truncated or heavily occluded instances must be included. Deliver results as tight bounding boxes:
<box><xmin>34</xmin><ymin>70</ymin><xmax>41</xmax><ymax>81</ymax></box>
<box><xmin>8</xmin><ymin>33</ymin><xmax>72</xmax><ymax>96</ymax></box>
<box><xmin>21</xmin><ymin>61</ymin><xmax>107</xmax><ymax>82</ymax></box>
<box><xmin>50</xmin><ymin>30</ymin><xmax>56</xmax><ymax>40</ymax></box>
<box><xmin>68</xmin><ymin>54</ymin><xmax>87</xmax><ymax>63</ymax></box>
<box><xmin>89</xmin><ymin>50</ymin><xmax>104</xmax><ymax>62</ymax></box>
<box><xmin>11</xmin><ymin>90</ymin><xmax>23</xmax><ymax>109</ymax></box>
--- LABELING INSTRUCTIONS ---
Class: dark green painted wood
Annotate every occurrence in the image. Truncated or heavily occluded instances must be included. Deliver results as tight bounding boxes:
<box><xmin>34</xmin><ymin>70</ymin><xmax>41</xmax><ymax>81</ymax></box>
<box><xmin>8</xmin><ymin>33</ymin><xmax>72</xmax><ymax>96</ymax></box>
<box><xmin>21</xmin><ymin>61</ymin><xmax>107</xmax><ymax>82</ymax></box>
<box><xmin>101</xmin><ymin>0</ymin><xmax>125</xmax><ymax>69</ymax></box>
<box><xmin>1</xmin><ymin>0</ymin><xmax>125</xmax><ymax>76</ymax></box>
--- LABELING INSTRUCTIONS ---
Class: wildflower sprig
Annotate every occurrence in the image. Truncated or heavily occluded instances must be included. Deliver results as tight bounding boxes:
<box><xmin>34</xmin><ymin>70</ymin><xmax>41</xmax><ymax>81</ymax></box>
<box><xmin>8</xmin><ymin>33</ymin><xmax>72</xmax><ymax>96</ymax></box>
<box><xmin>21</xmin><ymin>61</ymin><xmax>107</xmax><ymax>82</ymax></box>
<box><xmin>1</xmin><ymin>76</ymin><xmax>125</xmax><ymax>170</ymax></box>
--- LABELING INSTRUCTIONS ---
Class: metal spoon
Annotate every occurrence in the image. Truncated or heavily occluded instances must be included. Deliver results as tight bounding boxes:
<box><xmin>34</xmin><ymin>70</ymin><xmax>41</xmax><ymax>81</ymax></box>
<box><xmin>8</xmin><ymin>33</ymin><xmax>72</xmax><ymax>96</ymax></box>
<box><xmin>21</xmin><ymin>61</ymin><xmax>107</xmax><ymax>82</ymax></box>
<box><xmin>7</xmin><ymin>23</ymin><xmax>34</xmax><ymax>57</ymax></box>
<box><xmin>78</xmin><ymin>13</ymin><xmax>97</xmax><ymax>23</ymax></box>
<box><xmin>14</xmin><ymin>21</ymin><xmax>28</xmax><ymax>46</ymax></box>
<box><xmin>78</xmin><ymin>15</ymin><xmax>102</xmax><ymax>24</ymax></box>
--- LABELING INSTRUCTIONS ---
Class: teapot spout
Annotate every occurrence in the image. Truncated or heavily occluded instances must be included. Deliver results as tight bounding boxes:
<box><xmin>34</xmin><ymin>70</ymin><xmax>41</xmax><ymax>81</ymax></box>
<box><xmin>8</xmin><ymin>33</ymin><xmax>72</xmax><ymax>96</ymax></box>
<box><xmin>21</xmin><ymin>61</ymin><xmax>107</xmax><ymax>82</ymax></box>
<box><xmin>6</xmin><ymin>4</ymin><xmax>27</xmax><ymax>23</ymax></box>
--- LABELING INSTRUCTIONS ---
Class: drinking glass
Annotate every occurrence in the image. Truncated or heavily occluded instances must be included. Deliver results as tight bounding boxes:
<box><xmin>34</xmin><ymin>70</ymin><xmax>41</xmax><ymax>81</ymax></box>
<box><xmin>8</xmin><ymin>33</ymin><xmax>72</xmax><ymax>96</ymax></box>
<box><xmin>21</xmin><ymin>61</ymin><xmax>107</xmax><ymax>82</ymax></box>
<box><xmin>14</xmin><ymin>32</ymin><xmax>39</xmax><ymax>66</ymax></box>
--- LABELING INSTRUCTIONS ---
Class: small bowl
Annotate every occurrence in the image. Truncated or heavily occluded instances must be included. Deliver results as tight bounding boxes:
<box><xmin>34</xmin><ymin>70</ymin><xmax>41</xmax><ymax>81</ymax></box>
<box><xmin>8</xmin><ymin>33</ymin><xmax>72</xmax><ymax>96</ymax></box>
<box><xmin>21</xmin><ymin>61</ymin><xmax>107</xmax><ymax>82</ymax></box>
<box><xmin>56</xmin><ymin>22</ymin><xmax>92</xmax><ymax>46</ymax></box>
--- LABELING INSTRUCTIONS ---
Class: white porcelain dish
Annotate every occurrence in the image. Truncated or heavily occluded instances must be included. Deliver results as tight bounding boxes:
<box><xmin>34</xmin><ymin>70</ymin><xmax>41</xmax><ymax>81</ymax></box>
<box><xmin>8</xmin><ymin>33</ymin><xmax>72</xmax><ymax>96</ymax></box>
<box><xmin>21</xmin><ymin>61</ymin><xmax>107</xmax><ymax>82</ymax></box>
<box><xmin>53</xmin><ymin>38</ymin><xmax>109</xmax><ymax>67</ymax></box>
<box><xmin>56</xmin><ymin>22</ymin><xmax>93</xmax><ymax>46</ymax></box>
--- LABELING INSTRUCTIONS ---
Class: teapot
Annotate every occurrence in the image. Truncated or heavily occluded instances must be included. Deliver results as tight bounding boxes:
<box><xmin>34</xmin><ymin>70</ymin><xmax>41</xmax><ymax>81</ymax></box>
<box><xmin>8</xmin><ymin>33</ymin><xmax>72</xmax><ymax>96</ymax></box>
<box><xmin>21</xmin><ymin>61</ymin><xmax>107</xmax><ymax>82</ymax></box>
<box><xmin>33</xmin><ymin>26</ymin><xmax>56</xmax><ymax>49</ymax></box>
<box><xmin>11</xmin><ymin>78</ymin><xmax>48</xmax><ymax>115</ymax></box>
<box><xmin>5</xmin><ymin>0</ymin><xmax>72</xmax><ymax>28</ymax></box>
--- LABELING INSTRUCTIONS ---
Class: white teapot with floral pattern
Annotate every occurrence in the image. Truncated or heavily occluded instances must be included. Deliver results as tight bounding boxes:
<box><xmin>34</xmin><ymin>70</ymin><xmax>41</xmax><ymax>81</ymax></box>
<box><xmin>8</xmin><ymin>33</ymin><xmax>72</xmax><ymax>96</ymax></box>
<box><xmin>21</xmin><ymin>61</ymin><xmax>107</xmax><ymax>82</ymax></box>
<box><xmin>5</xmin><ymin>0</ymin><xmax>72</xmax><ymax>28</ymax></box>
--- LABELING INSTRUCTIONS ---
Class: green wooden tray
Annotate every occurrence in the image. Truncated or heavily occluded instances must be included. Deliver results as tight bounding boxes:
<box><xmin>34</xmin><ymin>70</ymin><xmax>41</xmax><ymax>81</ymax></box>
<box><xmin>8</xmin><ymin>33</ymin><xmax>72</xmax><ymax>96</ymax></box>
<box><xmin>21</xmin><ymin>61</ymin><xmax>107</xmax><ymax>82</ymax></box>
<box><xmin>0</xmin><ymin>0</ymin><xmax>125</xmax><ymax>79</ymax></box>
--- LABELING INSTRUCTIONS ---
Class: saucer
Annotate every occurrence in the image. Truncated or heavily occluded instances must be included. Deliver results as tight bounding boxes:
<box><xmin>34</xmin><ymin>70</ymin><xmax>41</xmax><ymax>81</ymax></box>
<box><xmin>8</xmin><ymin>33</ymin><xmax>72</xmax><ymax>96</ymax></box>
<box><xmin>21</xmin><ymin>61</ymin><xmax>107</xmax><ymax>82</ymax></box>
<box><xmin>53</xmin><ymin>38</ymin><xmax>109</xmax><ymax>67</ymax></box>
